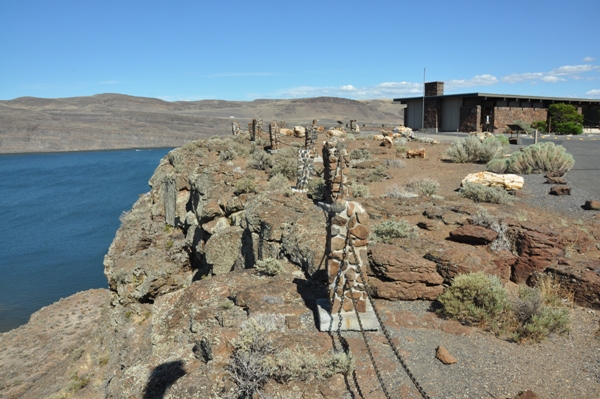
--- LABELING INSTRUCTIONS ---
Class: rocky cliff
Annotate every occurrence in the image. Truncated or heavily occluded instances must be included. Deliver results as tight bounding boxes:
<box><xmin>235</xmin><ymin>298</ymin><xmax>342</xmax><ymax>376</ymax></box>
<box><xmin>1</xmin><ymin>133</ymin><xmax>599</xmax><ymax>399</ymax></box>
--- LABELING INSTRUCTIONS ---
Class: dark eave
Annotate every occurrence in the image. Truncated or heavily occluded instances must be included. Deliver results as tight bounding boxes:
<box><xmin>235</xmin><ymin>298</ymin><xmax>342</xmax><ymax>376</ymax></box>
<box><xmin>393</xmin><ymin>92</ymin><xmax>600</xmax><ymax>105</ymax></box>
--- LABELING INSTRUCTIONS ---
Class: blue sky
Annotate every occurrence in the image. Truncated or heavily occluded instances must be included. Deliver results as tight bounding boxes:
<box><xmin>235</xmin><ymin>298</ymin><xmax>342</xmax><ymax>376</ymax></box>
<box><xmin>1</xmin><ymin>0</ymin><xmax>599</xmax><ymax>101</ymax></box>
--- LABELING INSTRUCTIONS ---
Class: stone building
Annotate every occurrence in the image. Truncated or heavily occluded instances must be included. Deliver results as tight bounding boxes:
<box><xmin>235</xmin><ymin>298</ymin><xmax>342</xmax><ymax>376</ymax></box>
<box><xmin>394</xmin><ymin>81</ymin><xmax>600</xmax><ymax>133</ymax></box>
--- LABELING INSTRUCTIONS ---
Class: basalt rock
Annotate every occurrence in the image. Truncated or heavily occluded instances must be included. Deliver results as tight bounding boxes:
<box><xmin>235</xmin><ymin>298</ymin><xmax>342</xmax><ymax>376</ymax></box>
<box><xmin>448</xmin><ymin>225</ymin><xmax>498</xmax><ymax>245</ymax></box>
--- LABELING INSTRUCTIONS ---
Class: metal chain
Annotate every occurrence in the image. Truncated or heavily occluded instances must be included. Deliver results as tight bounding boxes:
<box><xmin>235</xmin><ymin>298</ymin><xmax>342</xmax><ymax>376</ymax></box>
<box><xmin>348</xmin><ymin>238</ymin><xmax>433</xmax><ymax>399</ymax></box>
<box><xmin>349</xmin><ymin>290</ymin><xmax>395</xmax><ymax>399</ymax></box>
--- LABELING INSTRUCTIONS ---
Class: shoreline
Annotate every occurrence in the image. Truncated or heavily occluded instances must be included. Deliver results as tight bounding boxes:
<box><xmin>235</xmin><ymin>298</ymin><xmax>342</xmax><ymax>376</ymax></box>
<box><xmin>0</xmin><ymin>145</ymin><xmax>176</xmax><ymax>157</ymax></box>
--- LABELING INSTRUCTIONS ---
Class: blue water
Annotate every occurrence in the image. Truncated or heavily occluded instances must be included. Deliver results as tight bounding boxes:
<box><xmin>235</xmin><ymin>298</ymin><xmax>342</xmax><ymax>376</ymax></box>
<box><xmin>0</xmin><ymin>148</ymin><xmax>172</xmax><ymax>332</ymax></box>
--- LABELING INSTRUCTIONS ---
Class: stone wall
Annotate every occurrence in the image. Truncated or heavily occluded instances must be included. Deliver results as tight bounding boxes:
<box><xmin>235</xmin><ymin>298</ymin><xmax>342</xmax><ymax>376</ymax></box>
<box><xmin>322</xmin><ymin>138</ymin><xmax>351</xmax><ymax>202</ymax></box>
<box><xmin>425</xmin><ymin>81</ymin><xmax>444</xmax><ymax>97</ymax></box>
<box><xmin>493</xmin><ymin>107</ymin><xmax>548</xmax><ymax>132</ymax></box>
<box><xmin>424</xmin><ymin>98</ymin><xmax>442</xmax><ymax>132</ymax></box>
<box><xmin>459</xmin><ymin>105</ymin><xmax>481</xmax><ymax>132</ymax></box>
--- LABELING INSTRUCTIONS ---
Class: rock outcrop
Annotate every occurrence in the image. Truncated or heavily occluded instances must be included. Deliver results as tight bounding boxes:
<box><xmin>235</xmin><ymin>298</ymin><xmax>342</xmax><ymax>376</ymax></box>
<box><xmin>462</xmin><ymin>171</ymin><xmax>524</xmax><ymax>190</ymax></box>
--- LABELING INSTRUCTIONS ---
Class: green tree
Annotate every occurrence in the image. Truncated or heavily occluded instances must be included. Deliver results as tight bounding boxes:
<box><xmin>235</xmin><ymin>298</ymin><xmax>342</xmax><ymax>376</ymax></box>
<box><xmin>549</xmin><ymin>103</ymin><xmax>583</xmax><ymax>135</ymax></box>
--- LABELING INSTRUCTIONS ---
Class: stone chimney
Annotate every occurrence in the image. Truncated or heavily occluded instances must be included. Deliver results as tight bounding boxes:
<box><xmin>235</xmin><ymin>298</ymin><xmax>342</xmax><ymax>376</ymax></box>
<box><xmin>425</xmin><ymin>81</ymin><xmax>444</xmax><ymax>97</ymax></box>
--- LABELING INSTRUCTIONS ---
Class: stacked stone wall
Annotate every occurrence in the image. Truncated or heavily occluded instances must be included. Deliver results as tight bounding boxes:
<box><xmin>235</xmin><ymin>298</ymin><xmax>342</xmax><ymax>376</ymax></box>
<box><xmin>425</xmin><ymin>81</ymin><xmax>444</xmax><ymax>97</ymax></box>
<box><xmin>424</xmin><ymin>98</ymin><xmax>442</xmax><ymax>131</ymax></box>
<box><xmin>493</xmin><ymin>107</ymin><xmax>547</xmax><ymax>132</ymax></box>
<box><xmin>459</xmin><ymin>105</ymin><xmax>482</xmax><ymax>132</ymax></box>
<box><xmin>231</xmin><ymin>121</ymin><xmax>241</xmax><ymax>136</ymax></box>
<box><xmin>327</xmin><ymin>200</ymin><xmax>369</xmax><ymax>313</ymax></box>
<box><xmin>322</xmin><ymin>138</ymin><xmax>351</xmax><ymax>202</ymax></box>
<box><xmin>269</xmin><ymin>122</ymin><xmax>280</xmax><ymax>150</ymax></box>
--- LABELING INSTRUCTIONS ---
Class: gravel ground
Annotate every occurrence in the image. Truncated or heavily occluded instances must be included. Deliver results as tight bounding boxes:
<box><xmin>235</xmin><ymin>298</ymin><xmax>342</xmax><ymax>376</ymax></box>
<box><xmin>340</xmin><ymin>300</ymin><xmax>600</xmax><ymax>399</ymax></box>
<box><xmin>517</xmin><ymin>172</ymin><xmax>599</xmax><ymax>218</ymax></box>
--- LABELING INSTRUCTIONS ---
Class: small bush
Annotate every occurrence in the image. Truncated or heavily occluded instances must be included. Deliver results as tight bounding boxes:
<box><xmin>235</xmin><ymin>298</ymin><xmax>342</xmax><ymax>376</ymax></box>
<box><xmin>255</xmin><ymin>258</ymin><xmax>284</xmax><ymax>276</ymax></box>
<box><xmin>350</xmin><ymin>148</ymin><xmax>372</xmax><ymax>161</ymax></box>
<box><xmin>247</xmin><ymin>150</ymin><xmax>273</xmax><ymax>170</ymax></box>
<box><xmin>234</xmin><ymin>177</ymin><xmax>256</xmax><ymax>195</ymax></box>
<box><xmin>405</xmin><ymin>178</ymin><xmax>440</xmax><ymax>196</ymax></box>
<box><xmin>531</xmin><ymin>120</ymin><xmax>547</xmax><ymax>133</ymax></box>
<box><xmin>366</xmin><ymin>165</ymin><xmax>388</xmax><ymax>182</ymax></box>
<box><xmin>395</xmin><ymin>145</ymin><xmax>407</xmax><ymax>156</ymax></box>
<box><xmin>436</xmin><ymin>272</ymin><xmax>510</xmax><ymax>329</ymax></box>
<box><xmin>219</xmin><ymin>148</ymin><xmax>237</xmax><ymax>161</ymax></box>
<box><xmin>555</xmin><ymin>121</ymin><xmax>583</xmax><ymax>135</ymax></box>
<box><xmin>352</xmin><ymin>184</ymin><xmax>370</xmax><ymax>198</ymax></box>
<box><xmin>384</xmin><ymin>159</ymin><xmax>406</xmax><ymax>169</ymax></box>
<box><xmin>307</xmin><ymin>177</ymin><xmax>326</xmax><ymax>201</ymax></box>
<box><xmin>458</xmin><ymin>182</ymin><xmax>514</xmax><ymax>204</ymax></box>
<box><xmin>384</xmin><ymin>184</ymin><xmax>415</xmax><ymax>199</ymax></box>
<box><xmin>371</xmin><ymin>218</ymin><xmax>418</xmax><ymax>243</ymax></box>
<box><xmin>270</xmin><ymin>155</ymin><xmax>297</xmax><ymax>181</ymax></box>
<box><xmin>505</xmin><ymin>142</ymin><xmax>574</xmax><ymax>174</ymax></box>
<box><xmin>495</xmin><ymin>134</ymin><xmax>509</xmax><ymax>146</ymax></box>
<box><xmin>267</xmin><ymin>173</ymin><xmax>292</xmax><ymax>196</ymax></box>
<box><xmin>486</xmin><ymin>158</ymin><xmax>509</xmax><ymax>174</ymax></box>
<box><xmin>470</xmin><ymin>208</ymin><xmax>512</xmax><ymax>251</ymax></box>
<box><xmin>445</xmin><ymin>136</ymin><xmax>506</xmax><ymax>163</ymax></box>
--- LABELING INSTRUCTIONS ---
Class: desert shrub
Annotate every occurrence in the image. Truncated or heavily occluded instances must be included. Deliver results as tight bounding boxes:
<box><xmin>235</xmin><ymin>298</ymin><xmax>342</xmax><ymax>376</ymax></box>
<box><xmin>267</xmin><ymin>173</ymin><xmax>292</xmax><ymax>196</ymax></box>
<box><xmin>437</xmin><ymin>272</ymin><xmax>571</xmax><ymax>342</ymax></box>
<box><xmin>350</xmin><ymin>148</ymin><xmax>372</xmax><ymax>161</ymax></box>
<box><xmin>444</xmin><ymin>135</ymin><xmax>506</xmax><ymax>163</ymax></box>
<box><xmin>486</xmin><ymin>158</ymin><xmax>509</xmax><ymax>174</ymax></box>
<box><xmin>266</xmin><ymin>147</ymin><xmax>297</xmax><ymax>181</ymax></box>
<box><xmin>234</xmin><ymin>177</ymin><xmax>256</xmax><ymax>195</ymax></box>
<box><xmin>384</xmin><ymin>159</ymin><xmax>405</xmax><ymax>169</ymax></box>
<box><xmin>415</xmin><ymin>136</ymin><xmax>438</xmax><ymax>144</ymax></box>
<box><xmin>352</xmin><ymin>184</ymin><xmax>370</xmax><ymax>198</ymax></box>
<box><xmin>405</xmin><ymin>178</ymin><xmax>440</xmax><ymax>196</ymax></box>
<box><xmin>436</xmin><ymin>272</ymin><xmax>510</xmax><ymax>329</ymax></box>
<box><xmin>470</xmin><ymin>208</ymin><xmax>512</xmax><ymax>252</ymax></box>
<box><xmin>307</xmin><ymin>177</ymin><xmax>326</xmax><ymax>201</ymax></box>
<box><xmin>370</xmin><ymin>218</ymin><xmax>418</xmax><ymax>243</ymax></box>
<box><xmin>219</xmin><ymin>147</ymin><xmax>237</xmax><ymax>161</ymax></box>
<box><xmin>232</xmin><ymin>142</ymin><xmax>256</xmax><ymax>158</ymax></box>
<box><xmin>255</xmin><ymin>258</ymin><xmax>284</xmax><ymax>276</ymax></box>
<box><xmin>365</xmin><ymin>165</ymin><xmax>388</xmax><ymax>182</ymax></box>
<box><xmin>511</xmin><ymin>284</ymin><xmax>570</xmax><ymax>342</ymax></box>
<box><xmin>383</xmin><ymin>184</ymin><xmax>415</xmax><ymax>199</ymax></box>
<box><xmin>458</xmin><ymin>182</ymin><xmax>514</xmax><ymax>204</ymax></box>
<box><xmin>505</xmin><ymin>142</ymin><xmax>574</xmax><ymax>174</ymax></box>
<box><xmin>228</xmin><ymin>317</ymin><xmax>354</xmax><ymax>398</ymax></box>
<box><xmin>395</xmin><ymin>145</ymin><xmax>407</xmax><ymax>156</ymax></box>
<box><xmin>247</xmin><ymin>150</ymin><xmax>273</xmax><ymax>171</ymax></box>
<box><xmin>495</xmin><ymin>134</ymin><xmax>509</xmax><ymax>146</ymax></box>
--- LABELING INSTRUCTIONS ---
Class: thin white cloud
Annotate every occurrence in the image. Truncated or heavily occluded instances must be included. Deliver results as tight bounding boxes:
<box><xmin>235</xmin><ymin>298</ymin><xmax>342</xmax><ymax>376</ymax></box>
<box><xmin>445</xmin><ymin>74</ymin><xmax>499</xmax><ymax>90</ymax></box>
<box><xmin>339</xmin><ymin>85</ymin><xmax>357</xmax><ymax>91</ymax></box>
<box><xmin>586</xmin><ymin>89</ymin><xmax>600</xmax><ymax>97</ymax></box>
<box><xmin>501</xmin><ymin>64</ymin><xmax>598</xmax><ymax>84</ymax></box>
<box><xmin>583</xmin><ymin>56</ymin><xmax>595</xmax><ymax>62</ymax></box>
<box><xmin>205</xmin><ymin>72</ymin><xmax>275</xmax><ymax>78</ymax></box>
<box><xmin>275</xmin><ymin>81</ymin><xmax>422</xmax><ymax>99</ymax></box>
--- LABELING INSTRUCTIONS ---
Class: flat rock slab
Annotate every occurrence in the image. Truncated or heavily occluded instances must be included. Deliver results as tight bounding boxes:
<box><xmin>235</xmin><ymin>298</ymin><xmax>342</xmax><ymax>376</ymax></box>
<box><xmin>316</xmin><ymin>298</ymin><xmax>379</xmax><ymax>331</ymax></box>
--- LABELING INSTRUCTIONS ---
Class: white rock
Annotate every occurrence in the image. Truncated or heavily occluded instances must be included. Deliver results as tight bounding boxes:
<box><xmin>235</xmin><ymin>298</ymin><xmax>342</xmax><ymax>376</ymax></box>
<box><xmin>293</xmin><ymin>126</ymin><xmax>306</xmax><ymax>137</ymax></box>
<box><xmin>461</xmin><ymin>171</ymin><xmax>524</xmax><ymax>191</ymax></box>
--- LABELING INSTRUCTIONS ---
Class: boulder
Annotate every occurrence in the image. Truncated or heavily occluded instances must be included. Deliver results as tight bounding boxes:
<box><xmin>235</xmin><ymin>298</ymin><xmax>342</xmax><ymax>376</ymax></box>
<box><xmin>583</xmin><ymin>200</ymin><xmax>600</xmax><ymax>210</ymax></box>
<box><xmin>368</xmin><ymin>243</ymin><xmax>444</xmax><ymax>300</ymax></box>
<box><xmin>448</xmin><ymin>225</ymin><xmax>498</xmax><ymax>245</ymax></box>
<box><xmin>511</xmin><ymin>222</ymin><xmax>563</xmax><ymax>284</ymax></box>
<box><xmin>435</xmin><ymin>346</ymin><xmax>457</xmax><ymax>364</ymax></box>
<box><xmin>461</xmin><ymin>171</ymin><xmax>524</xmax><ymax>190</ymax></box>
<box><xmin>293</xmin><ymin>126</ymin><xmax>306</xmax><ymax>137</ymax></box>
<box><xmin>380</xmin><ymin>136</ymin><xmax>394</xmax><ymax>148</ymax></box>
<box><xmin>325</xmin><ymin>129</ymin><xmax>345</xmax><ymax>137</ymax></box>
<box><xmin>546</xmin><ymin>176</ymin><xmax>567</xmax><ymax>184</ymax></box>
<box><xmin>424</xmin><ymin>245</ymin><xmax>511</xmax><ymax>283</ymax></box>
<box><xmin>372</xmin><ymin>134</ymin><xmax>384</xmax><ymax>141</ymax></box>
<box><xmin>204</xmin><ymin>226</ymin><xmax>244</xmax><ymax>274</ymax></box>
<box><xmin>549</xmin><ymin>185</ymin><xmax>571</xmax><ymax>195</ymax></box>
<box><xmin>280</xmin><ymin>128</ymin><xmax>294</xmax><ymax>136</ymax></box>
<box><xmin>406</xmin><ymin>149</ymin><xmax>426</xmax><ymax>158</ymax></box>
<box><xmin>545</xmin><ymin>171</ymin><xmax>565</xmax><ymax>178</ymax></box>
<box><xmin>545</xmin><ymin>262</ymin><xmax>600</xmax><ymax>309</ymax></box>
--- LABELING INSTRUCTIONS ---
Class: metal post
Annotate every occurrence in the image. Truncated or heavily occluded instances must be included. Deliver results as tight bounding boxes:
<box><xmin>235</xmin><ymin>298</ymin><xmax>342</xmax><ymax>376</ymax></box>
<box><xmin>421</xmin><ymin>68</ymin><xmax>426</xmax><ymax>133</ymax></box>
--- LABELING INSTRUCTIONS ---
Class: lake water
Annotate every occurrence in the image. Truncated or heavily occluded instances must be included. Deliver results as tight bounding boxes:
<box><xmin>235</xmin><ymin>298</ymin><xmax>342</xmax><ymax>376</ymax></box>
<box><xmin>0</xmin><ymin>148</ymin><xmax>172</xmax><ymax>332</ymax></box>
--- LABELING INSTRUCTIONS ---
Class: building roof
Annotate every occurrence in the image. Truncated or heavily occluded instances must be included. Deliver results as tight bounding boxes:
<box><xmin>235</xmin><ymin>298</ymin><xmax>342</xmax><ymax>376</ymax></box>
<box><xmin>393</xmin><ymin>92</ymin><xmax>600</xmax><ymax>105</ymax></box>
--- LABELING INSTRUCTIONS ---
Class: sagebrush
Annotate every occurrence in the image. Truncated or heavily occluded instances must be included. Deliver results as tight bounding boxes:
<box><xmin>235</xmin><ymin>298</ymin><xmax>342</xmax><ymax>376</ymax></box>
<box><xmin>459</xmin><ymin>182</ymin><xmax>514</xmax><ymax>204</ymax></box>
<box><xmin>370</xmin><ymin>218</ymin><xmax>418</xmax><ymax>243</ymax></box>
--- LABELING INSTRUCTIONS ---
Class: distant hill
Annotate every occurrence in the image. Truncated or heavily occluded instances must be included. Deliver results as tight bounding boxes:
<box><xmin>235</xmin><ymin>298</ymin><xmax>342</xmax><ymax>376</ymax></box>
<box><xmin>0</xmin><ymin>94</ymin><xmax>404</xmax><ymax>153</ymax></box>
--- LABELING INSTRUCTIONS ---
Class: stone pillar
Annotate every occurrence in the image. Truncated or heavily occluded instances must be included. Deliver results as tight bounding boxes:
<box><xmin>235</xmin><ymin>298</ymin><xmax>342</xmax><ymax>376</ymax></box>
<box><xmin>349</xmin><ymin>119</ymin><xmax>358</xmax><ymax>132</ymax></box>
<box><xmin>296</xmin><ymin>149</ymin><xmax>314</xmax><ymax>191</ymax></box>
<box><xmin>248</xmin><ymin>121</ymin><xmax>254</xmax><ymax>140</ymax></box>
<box><xmin>304</xmin><ymin>125</ymin><xmax>318</xmax><ymax>153</ymax></box>
<box><xmin>269</xmin><ymin>121</ymin><xmax>280</xmax><ymax>150</ymax></box>
<box><xmin>328</xmin><ymin>200</ymin><xmax>370</xmax><ymax>314</ymax></box>
<box><xmin>163</xmin><ymin>174</ymin><xmax>177</xmax><ymax>227</ymax></box>
<box><xmin>322</xmin><ymin>138</ymin><xmax>351</xmax><ymax>203</ymax></box>
<box><xmin>231</xmin><ymin>121</ymin><xmax>241</xmax><ymax>136</ymax></box>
